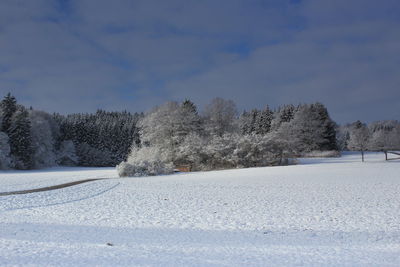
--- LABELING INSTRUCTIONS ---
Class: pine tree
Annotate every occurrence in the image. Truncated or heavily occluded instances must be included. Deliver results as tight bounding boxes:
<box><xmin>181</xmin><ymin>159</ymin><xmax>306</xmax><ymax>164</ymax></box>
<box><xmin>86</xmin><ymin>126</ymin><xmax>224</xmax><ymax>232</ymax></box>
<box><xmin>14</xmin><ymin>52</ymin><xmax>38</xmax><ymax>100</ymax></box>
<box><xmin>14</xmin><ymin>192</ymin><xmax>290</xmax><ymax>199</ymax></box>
<box><xmin>9</xmin><ymin>107</ymin><xmax>34</xmax><ymax>169</ymax></box>
<box><xmin>280</xmin><ymin>104</ymin><xmax>295</xmax><ymax>123</ymax></box>
<box><xmin>271</xmin><ymin>104</ymin><xmax>295</xmax><ymax>130</ymax></box>
<box><xmin>255</xmin><ymin>106</ymin><xmax>273</xmax><ymax>135</ymax></box>
<box><xmin>0</xmin><ymin>132</ymin><xmax>11</xmax><ymax>169</ymax></box>
<box><xmin>0</xmin><ymin>93</ymin><xmax>17</xmax><ymax>134</ymax></box>
<box><xmin>239</xmin><ymin>111</ymin><xmax>251</xmax><ymax>135</ymax></box>
<box><xmin>249</xmin><ymin>109</ymin><xmax>259</xmax><ymax>134</ymax></box>
<box><xmin>180</xmin><ymin>99</ymin><xmax>203</xmax><ymax>136</ymax></box>
<box><xmin>313</xmin><ymin>102</ymin><xmax>337</xmax><ymax>151</ymax></box>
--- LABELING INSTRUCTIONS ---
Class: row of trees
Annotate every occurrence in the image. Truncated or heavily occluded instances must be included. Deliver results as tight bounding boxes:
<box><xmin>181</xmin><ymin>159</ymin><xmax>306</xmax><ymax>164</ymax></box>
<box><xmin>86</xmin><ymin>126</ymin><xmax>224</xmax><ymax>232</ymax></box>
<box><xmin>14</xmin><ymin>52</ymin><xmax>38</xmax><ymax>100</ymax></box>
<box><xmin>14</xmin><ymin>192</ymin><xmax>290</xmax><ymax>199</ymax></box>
<box><xmin>1</xmin><ymin>93</ymin><xmax>399</xmax><ymax>173</ymax></box>
<box><xmin>54</xmin><ymin>111</ymin><xmax>141</xmax><ymax>166</ymax></box>
<box><xmin>0</xmin><ymin>93</ymin><xmax>141</xmax><ymax>169</ymax></box>
<box><xmin>118</xmin><ymin>98</ymin><xmax>338</xmax><ymax>176</ymax></box>
<box><xmin>338</xmin><ymin>120</ymin><xmax>400</xmax><ymax>161</ymax></box>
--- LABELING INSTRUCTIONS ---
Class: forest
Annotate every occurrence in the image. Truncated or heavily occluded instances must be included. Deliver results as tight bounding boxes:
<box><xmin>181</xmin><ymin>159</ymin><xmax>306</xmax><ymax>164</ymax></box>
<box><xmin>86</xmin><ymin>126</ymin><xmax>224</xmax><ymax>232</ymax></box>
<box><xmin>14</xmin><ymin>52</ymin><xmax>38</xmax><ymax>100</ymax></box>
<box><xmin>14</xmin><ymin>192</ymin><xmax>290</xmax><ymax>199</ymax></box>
<box><xmin>0</xmin><ymin>93</ymin><xmax>399</xmax><ymax>176</ymax></box>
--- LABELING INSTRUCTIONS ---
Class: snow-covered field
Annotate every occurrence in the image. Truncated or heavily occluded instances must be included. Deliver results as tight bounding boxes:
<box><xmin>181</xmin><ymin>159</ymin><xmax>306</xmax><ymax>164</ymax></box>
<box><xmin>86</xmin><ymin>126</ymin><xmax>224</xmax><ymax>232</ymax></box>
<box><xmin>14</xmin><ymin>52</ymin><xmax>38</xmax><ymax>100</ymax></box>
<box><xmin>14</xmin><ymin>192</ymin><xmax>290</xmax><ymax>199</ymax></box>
<box><xmin>0</xmin><ymin>152</ymin><xmax>399</xmax><ymax>266</ymax></box>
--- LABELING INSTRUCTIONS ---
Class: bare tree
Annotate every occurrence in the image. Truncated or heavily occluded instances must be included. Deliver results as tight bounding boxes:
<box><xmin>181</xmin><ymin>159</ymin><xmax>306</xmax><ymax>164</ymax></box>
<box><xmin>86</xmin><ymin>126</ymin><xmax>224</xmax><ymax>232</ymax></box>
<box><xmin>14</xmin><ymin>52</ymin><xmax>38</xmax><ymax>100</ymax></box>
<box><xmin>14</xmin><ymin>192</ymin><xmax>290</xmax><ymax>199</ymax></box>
<box><xmin>203</xmin><ymin>97</ymin><xmax>238</xmax><ymax>137</ymax></box>
<box><xmin>368</xmin><ymin>121</ymin><xmax>400</xmax><ymax>160</ymax></box>
<box><xmin>348</xmin><ymin>121</ymin><xmax>370</xmax><ymax>162</ymax></box>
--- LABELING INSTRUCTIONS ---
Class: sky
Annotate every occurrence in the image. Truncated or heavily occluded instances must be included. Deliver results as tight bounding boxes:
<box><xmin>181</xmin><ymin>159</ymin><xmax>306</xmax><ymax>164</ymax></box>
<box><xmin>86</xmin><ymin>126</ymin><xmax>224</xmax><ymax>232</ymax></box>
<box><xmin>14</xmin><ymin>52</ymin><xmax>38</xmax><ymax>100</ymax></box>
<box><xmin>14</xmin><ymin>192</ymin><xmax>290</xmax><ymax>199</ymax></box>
<box><xmin>0</xmin><ymin>0</ymin><xmax>399</xmax><ymax>123</ymax></box>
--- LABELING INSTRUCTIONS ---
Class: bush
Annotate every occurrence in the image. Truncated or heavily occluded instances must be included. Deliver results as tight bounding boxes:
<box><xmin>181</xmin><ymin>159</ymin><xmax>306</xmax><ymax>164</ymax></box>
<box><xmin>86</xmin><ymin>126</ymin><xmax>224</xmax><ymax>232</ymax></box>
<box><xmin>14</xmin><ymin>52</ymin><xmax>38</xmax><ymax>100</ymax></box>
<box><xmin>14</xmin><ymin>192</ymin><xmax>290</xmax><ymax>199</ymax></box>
<box><xmin>117</xmin><ymin>146</ymin><xmax>174</xmax><ymax>177</ymax></box>
<box><xmin>117</xmin><ymin>160</ymin><xmax>174</xmax><ymax>177</ymax></box>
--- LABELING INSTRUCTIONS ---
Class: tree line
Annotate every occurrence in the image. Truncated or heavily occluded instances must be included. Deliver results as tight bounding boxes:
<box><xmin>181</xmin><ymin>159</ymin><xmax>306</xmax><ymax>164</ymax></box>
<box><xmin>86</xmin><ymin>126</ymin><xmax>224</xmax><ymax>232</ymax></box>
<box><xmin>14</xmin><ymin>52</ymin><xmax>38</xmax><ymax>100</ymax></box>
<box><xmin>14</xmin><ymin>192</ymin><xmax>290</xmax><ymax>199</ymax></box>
<box><xmin>1</xmin><ymin>93</ymin><xmax>399</xmax><ymax>174</ymax></box>
<box><xmin>0</xmin><ymin>93</ymin><xmax>141</xmax><ymax>170</ymax></box>
<box><xmin>118</xmin><ymin>99</ymin><xmax>338</xmax><ymax>176</ymax></box>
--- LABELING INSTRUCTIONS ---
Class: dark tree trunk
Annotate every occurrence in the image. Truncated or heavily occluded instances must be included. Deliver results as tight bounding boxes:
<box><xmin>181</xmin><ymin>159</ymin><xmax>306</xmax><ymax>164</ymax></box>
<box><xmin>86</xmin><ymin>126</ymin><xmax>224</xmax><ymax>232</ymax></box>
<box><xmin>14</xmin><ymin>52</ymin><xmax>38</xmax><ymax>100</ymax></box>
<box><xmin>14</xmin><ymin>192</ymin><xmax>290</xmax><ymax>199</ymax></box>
<box><xmin>361</xmin><ymin>150</ymin><xmax>364</xmax><ymax>162</ymax></box>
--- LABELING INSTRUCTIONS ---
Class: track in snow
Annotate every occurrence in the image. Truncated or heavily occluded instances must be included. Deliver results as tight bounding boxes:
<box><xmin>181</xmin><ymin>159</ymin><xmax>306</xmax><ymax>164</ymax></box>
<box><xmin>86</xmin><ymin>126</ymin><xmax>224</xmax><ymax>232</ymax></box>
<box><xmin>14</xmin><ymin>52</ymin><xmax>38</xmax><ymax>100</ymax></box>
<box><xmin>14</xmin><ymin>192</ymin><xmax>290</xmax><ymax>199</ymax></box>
<box><xmin>0</xmin><ymin>178</ymin><xmax>108</xmax><ymax>196</ymax></box>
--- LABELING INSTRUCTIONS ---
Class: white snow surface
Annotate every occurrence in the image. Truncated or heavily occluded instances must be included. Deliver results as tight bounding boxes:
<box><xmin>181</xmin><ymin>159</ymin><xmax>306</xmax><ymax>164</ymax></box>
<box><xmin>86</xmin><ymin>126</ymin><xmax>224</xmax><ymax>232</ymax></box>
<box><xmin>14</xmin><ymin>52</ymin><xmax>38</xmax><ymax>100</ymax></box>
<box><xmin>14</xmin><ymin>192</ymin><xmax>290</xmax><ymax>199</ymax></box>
<box><xmin>0</xmin><ymin>152</ymin><xmax>399</xmax><ymax>266</ymax></box>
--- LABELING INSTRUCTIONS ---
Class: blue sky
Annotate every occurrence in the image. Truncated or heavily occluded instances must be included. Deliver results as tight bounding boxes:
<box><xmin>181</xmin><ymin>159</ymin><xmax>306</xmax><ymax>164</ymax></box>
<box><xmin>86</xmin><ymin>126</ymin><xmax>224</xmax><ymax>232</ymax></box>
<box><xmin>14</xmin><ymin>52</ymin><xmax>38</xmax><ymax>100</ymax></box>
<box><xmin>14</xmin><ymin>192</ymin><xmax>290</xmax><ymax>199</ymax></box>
<box><xmin>0</xmin><ymin>0</ymin><xmax>399</xmax><ymax>123</ymax></box>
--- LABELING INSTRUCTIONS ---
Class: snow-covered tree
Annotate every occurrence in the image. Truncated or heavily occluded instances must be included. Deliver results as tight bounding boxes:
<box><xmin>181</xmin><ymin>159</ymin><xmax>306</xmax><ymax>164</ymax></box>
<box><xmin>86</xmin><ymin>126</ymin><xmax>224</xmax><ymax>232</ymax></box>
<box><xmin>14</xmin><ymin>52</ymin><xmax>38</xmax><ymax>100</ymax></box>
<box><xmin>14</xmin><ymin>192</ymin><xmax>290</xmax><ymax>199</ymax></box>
<box><xmin>254</xmin><ymin>106</ymin><xmax>273</xmax><ymax>135</ymax></box>
<box><xmin>76</xmin><ymin>142</ymin><xmax>114</xmax><ymax>167</ymax></box>
<box><xmin>201</xmin><ymin>133</ymin><xmax>238</xmax><ymax>170</ymax></box>
<box><xmin>203</xmin><ymin>97</ymin><xmax>238</xmax><ymax>137</ymax></box>
<box><xmin>139</xmin><ymin>101</ymin><xmax>203</xmax><ymax>162</ymax></box>
<box><xmin>336</xmin><ymin>124</ymin><xmax>350</xmax><ymax>151</ymax></box>
<box><xmin>0</xmin><ymin>132</ymin><xmax>11</xmax><ymax>169</ymax></box>
<box><xmin>0</xmin><ymin>93</ymin><xmax>17</xmax><ymax>134</ymax></box>
<box><xmin>271</xmin><ymin>104</ymin><xmax>295</xmax><ymax>130</ymax></box>
<box><xmin>55</xmin><ymin>110</ymin><xmax>141</xmax><ymax>166</ymax></box>
<box><xmin>368</xmin><ymin>121</ymin><xmax>400</xmax><ymax>159</ymax></box>
<box><xmin>56</xmin><ymin>140</ymin><xmax>78</xmax><ymax>166</ymax></box>
<box><xmin>233</xmin><ymin>134</ymin><xmax>287</xmax><ymax>167</ymax></box>
<box><xmin>176</xmin><ymin>132</ymin><xmax>208</xmax><ymax>170</ymax></box>
<box><xmin>282</xmin><ymin>103</ymin><xmax>337</xmax><ymax>153</ymax></box>
<box><xmin>29</xmin><ymin>110</ymin><xmax>58</xmax><ymax>168</ymax></box>
<box><xmin>117</xmin><ymin>146</ymin><xmax>174</xmax><ymax>177</ymax></box>
<box><xmin>119</xmin><ymin>100</ymin><xmax>204</xmax><ymax>176</ymax></box>
<box><xmin>8</xmin><ymin>107</ymin><xmax>34</xmax><ymax>169</ymax></box>
<box><xmin>348</xmin><ymin>121</ymin><xmax>370</xmax><ymax>162</ymax></box>
<box><xmin>239</xmin><ymin>110</ymin><xmax>252</xmax><ymax>135</ymax></box>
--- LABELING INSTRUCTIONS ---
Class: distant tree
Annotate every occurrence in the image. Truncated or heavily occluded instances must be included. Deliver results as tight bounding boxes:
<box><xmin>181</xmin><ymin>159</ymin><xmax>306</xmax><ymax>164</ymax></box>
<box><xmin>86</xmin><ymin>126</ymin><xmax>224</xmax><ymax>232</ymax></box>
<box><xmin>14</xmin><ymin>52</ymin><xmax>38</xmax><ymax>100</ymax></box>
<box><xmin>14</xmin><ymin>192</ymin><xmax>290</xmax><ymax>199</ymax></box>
<box><xmin>336</xmin><ymin>124</ymin><xmax>350</xmax><ymax>151</ymax></box>
<box><xmin>176</xmin><ymin>99</ymin><xmax>203</xmax><ymax>140</ymax></box>
<box><xmin>284</xmin><ymin>103</ymin><xmax>337</xmax><ymax>153</ymax></box>
<box><xmin>270</xmin><ymin>104</ymin><xmax>295</xmax><ymax>130</ymax></box>
<box><xmin>29</xmin><ymin>110</ymin><xmax>58</xmax><ymax>168</ymax></box>
<box><xmin>137</xmin><ymin>100</ymin><xmax>204</xmax><ymax>167</ymax></box>
<box><xmin>255</xmin><ymin>106</ymin><xmax>274</xmax><ymax>135</ymax></box>
<box><xmin>0</xmin><ymin>93</ymin><xmax>17</xmax><ymax>134</ymax></box>
<box><xmin>0</xmin><ymin>132</ymin><xmax>11</xmax><ymax>169</ymax></box>
<box><xmin>117</xmin><ymin>145</ymin><xmax>174</xmax><ymax>177</ymax></box>
<box><xmin>56</xmin><ymin>140</ymin><xmax>78</xmax><ymax>166</ymax></box>
<box><xmin>177</xmin><ymin>132</ymin><xmax>208</xmax><ymax>170</ymax></box>
<box><xmin>8</xmin><ymin>107</ymin><xmax>34</xmax><ymax>169</ymax></box>
<box><xmin>347</xmin><ymin>121</ymin><xmax>370</xmax><ymax>162</ymax></box>
<box><xmin>368</xmin><ymin>121</ymin><xmax>400</xmax><ymax>160</ymax></box>
<box><xmin>203</xmin><ymin>97</ymin><xmax>238</xmax><ymax>137</ymax></box>
<box><xmin>54</xmin><ymin>110</ymin><xmax>141</xmax><ymax>166</ymax></box>
<box><xmin>239</xmin><ymin>106</ymin><xmax>274</xmax><ymax>136</ymax></box>
<box><xmin>313</xmin><ymin>102</ymin><xmax>337</xmax><ymax>151</ymax></box>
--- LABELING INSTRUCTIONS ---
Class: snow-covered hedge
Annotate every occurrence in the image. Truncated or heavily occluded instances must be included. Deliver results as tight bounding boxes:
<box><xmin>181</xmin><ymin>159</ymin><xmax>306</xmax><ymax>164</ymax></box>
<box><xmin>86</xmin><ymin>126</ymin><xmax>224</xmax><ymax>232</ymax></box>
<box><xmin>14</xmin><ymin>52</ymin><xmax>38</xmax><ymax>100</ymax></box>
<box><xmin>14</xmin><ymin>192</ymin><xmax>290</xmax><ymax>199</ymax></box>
<box><xmin>117</xmin><ymin>146</ymin><xmax>174</xmax><ymax>177</ymax></box>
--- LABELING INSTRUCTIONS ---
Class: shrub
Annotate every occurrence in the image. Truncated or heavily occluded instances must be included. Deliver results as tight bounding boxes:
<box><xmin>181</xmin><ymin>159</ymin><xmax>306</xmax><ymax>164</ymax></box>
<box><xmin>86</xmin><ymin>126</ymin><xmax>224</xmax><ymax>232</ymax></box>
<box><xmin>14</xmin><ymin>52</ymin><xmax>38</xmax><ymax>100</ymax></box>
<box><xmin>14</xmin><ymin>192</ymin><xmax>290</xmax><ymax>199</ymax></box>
<box><xmin>117</xmin><ymin>146</ymin><xmax>174</xmax><ymax>177</ymax></box>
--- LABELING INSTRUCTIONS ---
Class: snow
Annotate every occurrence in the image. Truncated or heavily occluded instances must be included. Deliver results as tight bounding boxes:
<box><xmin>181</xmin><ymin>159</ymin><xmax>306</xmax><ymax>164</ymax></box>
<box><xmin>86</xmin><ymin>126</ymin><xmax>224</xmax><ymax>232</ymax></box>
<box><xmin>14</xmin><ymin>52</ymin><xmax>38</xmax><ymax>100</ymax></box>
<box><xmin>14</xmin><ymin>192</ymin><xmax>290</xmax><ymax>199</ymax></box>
<box><xmin>0</xmin><ymin>167</ymin><xmax>117</xmax><ymax>192</ymax></box>
<box><xmin>1</xmin><ymin>152</ymin><xmax>400</xmax><ymax>266</ymax></box>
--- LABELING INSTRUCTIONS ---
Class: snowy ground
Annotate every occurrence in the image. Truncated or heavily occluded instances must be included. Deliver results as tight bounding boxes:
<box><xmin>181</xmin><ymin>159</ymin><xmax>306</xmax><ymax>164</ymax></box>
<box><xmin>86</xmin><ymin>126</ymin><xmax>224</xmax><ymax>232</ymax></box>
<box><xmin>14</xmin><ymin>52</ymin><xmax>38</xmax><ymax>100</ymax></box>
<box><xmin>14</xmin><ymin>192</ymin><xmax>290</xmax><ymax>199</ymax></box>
<box><xmin>0</xmin><ymin>152</ymin><xmax>399</xmax><ymax>266</ymax></box>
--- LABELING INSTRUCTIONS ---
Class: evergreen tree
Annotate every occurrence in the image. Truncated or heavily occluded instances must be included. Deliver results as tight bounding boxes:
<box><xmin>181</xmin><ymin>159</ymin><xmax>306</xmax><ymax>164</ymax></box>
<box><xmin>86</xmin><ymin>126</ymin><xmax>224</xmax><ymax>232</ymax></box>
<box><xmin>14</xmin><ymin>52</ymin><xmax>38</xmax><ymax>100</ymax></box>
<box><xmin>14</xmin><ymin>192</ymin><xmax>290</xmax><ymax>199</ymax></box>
<box><xmin>249</xmin><ymin>109</ymin><xmax>259</xmax><ymax>134</ymax></box>
<box><xmin>0</xmin><ymin>93</ymin><xmax>17</xmax><ymax>134</ymax></box>
<box><xmin>239</xmin><ymin>110</ymin><xmax>251</xmax><ymax>135</ymax></box>
<box><xmin>9</xmin><ymin>107</ymin><xmax>34</xmax><ymax>169</ymax></box>
<box><xmin>313</xmin><ymin>102</ymin><xmax>337</xmax><ymax>151</ymax></box>
<box><xmin>271</xmin><ymin>104</ymin><xmax>295</xmax><ymax>130</ymax></box>
<box><xmin>0</xmin><ymin>132</ymin><xmax>11</xmax><ymax>169</ymax></box>
<box><xmin>255</xmin><ymin>106</ymin><xmax>273</xmax><ymax>135</ymax></box>
<box><xmin>29</xmin><ymin>110</ymin><xmax>58</xmax><ymax>168</ymax></box>
<box><xmin>179</xmin><ymin>99</ymin><xmax>203</xmax><ymax>136</ymax></box>
<box><xmin>283</xmin><ymin>103</ymin><xmax>337</xmax><ymax>153</ymax></box>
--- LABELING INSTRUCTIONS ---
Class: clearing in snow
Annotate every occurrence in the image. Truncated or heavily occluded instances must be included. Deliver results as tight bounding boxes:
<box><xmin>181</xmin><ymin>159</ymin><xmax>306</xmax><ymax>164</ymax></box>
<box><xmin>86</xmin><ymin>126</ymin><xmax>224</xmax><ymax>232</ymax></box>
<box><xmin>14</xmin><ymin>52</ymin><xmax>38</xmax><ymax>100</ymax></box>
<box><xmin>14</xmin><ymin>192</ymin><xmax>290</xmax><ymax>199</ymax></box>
<box><xmin>0</xmin><ymin>152</ymin><xmax>399</xmax><ymax>266</ymax></box>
